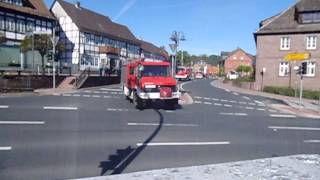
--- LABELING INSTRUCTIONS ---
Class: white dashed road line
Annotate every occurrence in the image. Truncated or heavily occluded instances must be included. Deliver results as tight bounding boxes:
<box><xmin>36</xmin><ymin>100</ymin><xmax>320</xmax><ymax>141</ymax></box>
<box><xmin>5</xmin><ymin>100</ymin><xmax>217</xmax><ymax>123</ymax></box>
<box><xmin>62</xmin><ymin>94</ymin><xmax>72</xmax><ymax>97</ymax></box>
<box><xmin>224</xmin><ymin>104</ymin><xmax>232</xmax><ymax>107</ymax></box>
<box><xmin>239</xmin><ymin>102</ymin><xmax>247</xmax><ymax>105</ymax></box>
<box><xmin>304</xmin><ymin>140</ymin><xmax>320</xmax><ymax>143</ymax></box>
<box><xmin>137</xmin><ymin>141</ymin><xmax>230</xmax><ymax>147</ymax></box>
<box><xmin>242</xmin><ymin>96</ymin><xmax>250</xmax><ymax>100</ymax></box>
<box><xmin>225</xmin><ymin>89</ymin><xmax>231</xmax><ymax>92</ymax></box>
<box><xmin>0</xmin><ymin>121</ymin><xmax>45</xmax><ymax>125</ymax></box>
<box><xmin>73</xmin><ymin>94</ymin><xmax>81</xmax><ymax>97</ymax></box>
<box><xmin>43</xmin><ymin>106</ymin><xmax>78</xmax><ymax>110</ymax></box>
<box><xmin>214</xmin><ymin>103</ymin><xmax>222</xmax><ymax>106</ymax></box>
<box><xmin>194</xmin><ymin>101</ymin><xmax>203</xmax><ymax>104</ymax></box>
<box><xmin>221</xmin><ymin>99</ymin><xmax>228</xmax><ymax>102</ymax></box>
<box><xmin>269</xmin><ymin>126</ymin><xmax>320</xmax><ymax>131</ymax></box>
<box><xmin>107</xmin><ymin>108</ymin><xmax>129</xmax><ymax>112</ymax></box>
<box><xmin>248</xmin><ymin>103</ymin><xmax>256</xmax><ymax>106</ymax></box>
<box><xmin>104</xmin><ymin>96</ymin><xmax>111</xmax><ymax>98</ymax></box>
<box><xmin>245</xmin><ymin>107</ymin><xmax>255</xmax><ymax>110</ymax></box>
<box><xmin>0</xmin><ymin>147</ymin><xmax>12</xmax><ymax>151</ymax></box>
<box><xmin>128</xmin><ymin>123</ymin><xmax>198</xmax><ymax>127</ymax></box>
<box><xmin>194</xmin><ymin>96</ymin><xmax>203</xmax><ymax>99</ymax></box>
<box><xmin>92</xmin><ymin>95</ymin><xmax>101</xmax><ymax>98</ymax></box>
<box><xmin>83</xmin><ymin>95</ymin><xmax>91</xmax><ymax>97</ymax></box>
<box><xmin>0</xmin><ymin>105</ymin><xmax>9</xmax><ymax>109</ymax></box>
<box><xmin>270</xmin><ymin>114</ymin><xmax>297</xmax><ymax>118</ymax></box>
<box><xmin>257</xmin><ymin>108</ymin><xmax>266</xmax><ymax>111</ymax></box>
<box><xmin>233</xmin><ymin>92</ymin><xmax>239</xmax><ymax>96</ymax></box>
<box><xmin>219</xmin><ymin>113</ymin><xmax>247</xmax><ymax>116</ymax></box>
<box><xmin>212</xmin><ymin>98</ymin><xmax>219</xmax><ymax>101</ymax></box>
<box><xmin>204</xmin><ymin>102</ymin><xmax>212</xmax><ymax>105</ymax></box>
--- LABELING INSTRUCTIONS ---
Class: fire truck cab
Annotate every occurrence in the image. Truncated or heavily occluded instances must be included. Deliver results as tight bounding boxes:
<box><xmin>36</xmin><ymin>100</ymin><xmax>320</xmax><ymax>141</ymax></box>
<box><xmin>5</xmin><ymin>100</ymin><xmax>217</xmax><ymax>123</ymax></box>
<box><xmin>123</xmin><ymin>59</ymin><xmax>180</xmax><ymax>109</ymax></box>
<box><xmin>175</xmin><ymin>66</ymin><xmax>192</xmax><ymax>81</ymax></box>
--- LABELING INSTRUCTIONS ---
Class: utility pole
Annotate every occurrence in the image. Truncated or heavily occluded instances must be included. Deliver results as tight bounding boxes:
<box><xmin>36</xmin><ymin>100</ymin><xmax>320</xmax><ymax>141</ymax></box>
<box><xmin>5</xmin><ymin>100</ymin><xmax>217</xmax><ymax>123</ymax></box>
<box><xmin>169</xmin><ymin>31</ymin><xmax>186</xmax><ymax>77</ymax></box>
<box><xmin>50</xmin><ymin>25</ymin><xmax>59</xmax><ymax>89</ymax></box>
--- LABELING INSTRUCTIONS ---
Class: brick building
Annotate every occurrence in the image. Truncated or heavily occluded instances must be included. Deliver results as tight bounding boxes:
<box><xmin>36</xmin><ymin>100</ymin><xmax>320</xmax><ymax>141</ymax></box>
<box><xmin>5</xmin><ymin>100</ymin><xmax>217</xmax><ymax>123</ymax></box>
<box><xmin>219</xmin><ymin>48</ymin><xmax>254</xmax><ymax>76</ymax></box>
<box><xmin>254</xmin><ymin>0</ymin><xmax>320</xmax><ymax>91</ymax></box>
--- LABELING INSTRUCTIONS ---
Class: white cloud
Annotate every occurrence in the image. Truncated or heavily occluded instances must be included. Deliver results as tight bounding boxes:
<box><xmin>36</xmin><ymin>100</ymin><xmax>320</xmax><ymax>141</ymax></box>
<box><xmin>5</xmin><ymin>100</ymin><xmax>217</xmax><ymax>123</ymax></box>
<box><xmin>113</xmin><ymin>0</ymin><xmax>137</xmax><ymax>21</ymax></box>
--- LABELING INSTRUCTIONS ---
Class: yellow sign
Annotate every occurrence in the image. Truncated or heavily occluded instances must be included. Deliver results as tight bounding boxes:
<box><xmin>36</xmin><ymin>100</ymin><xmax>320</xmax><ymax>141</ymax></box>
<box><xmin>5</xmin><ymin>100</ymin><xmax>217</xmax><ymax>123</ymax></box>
<box><xmin>284</xmin><ymin>53</ymin><xmax>310</xmax><ymax>61</ymax></box>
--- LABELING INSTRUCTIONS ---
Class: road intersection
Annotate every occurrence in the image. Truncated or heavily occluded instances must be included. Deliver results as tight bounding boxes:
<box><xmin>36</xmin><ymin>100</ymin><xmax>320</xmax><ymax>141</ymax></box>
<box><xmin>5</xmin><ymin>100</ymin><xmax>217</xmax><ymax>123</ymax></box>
<box><xmin>0</xmin><ymin>79</ymin><xmax>319</xmax><ymax>179</ymax></box>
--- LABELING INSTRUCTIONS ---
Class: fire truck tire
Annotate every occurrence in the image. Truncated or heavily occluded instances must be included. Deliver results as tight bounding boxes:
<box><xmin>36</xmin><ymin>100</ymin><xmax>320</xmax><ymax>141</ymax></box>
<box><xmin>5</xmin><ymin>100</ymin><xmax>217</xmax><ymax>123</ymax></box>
<box><xmin>133</xmin><ymin>92</ymin><xmax>146</xmax><ymax>110</ymax></box>
<box><xmin>165</xmin><ymin>99</ymin><xmax>178</xmax><ymax>110</ymax></box>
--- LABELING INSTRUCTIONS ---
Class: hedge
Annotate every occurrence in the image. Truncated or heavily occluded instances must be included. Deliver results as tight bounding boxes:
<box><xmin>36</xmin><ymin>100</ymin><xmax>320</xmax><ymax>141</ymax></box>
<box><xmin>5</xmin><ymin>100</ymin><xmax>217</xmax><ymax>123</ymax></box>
<box><xmin>263</xmin><ymin>86</ymin><xmax>320</xmax><ymax>100</ymax></box>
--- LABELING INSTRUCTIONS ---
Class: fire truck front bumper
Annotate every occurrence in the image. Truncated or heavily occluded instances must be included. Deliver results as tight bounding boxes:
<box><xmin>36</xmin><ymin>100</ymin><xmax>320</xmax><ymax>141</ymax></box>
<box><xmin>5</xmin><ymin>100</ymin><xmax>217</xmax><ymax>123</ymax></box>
<box><xmin>137</xmin><ymin>91</ymin><xmax>181</xmax><ymax>100</ymax></box>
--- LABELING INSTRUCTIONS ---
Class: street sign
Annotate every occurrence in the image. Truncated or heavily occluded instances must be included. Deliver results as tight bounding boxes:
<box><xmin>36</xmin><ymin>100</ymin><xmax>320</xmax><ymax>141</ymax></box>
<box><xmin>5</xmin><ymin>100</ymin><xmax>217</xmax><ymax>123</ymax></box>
<box><xmin>169</xmin><ymin>44</ymin><xmax>177</xmax><ymax>53</ymax></box>
<box><xmin>50</xmin><ymin>37</ymin><xmax>59</xmax><ymax>47</ymax></box>
<box><xmin>284</xmin><ymin>53</ymin><xmax>310</xmax><ymax>61</ymax></box>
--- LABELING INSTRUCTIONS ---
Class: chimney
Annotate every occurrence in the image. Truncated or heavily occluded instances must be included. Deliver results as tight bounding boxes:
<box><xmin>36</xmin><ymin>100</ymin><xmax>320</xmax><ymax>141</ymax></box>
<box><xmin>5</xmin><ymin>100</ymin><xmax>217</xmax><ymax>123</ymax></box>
<box><xmin>75</xmin><ymin>1</ymin><xmax>81</xmax><ymax>9</ymax></box>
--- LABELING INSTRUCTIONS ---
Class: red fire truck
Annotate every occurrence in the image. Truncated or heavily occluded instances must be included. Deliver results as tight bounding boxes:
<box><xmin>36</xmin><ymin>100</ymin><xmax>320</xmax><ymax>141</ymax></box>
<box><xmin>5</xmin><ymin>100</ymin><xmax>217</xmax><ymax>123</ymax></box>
<box><xmin>123</xmin><ymin>59</ymin><xmax>180</xmax><ymax>109</ymax></box>
<box><xmin>175</xmin><ymin>66</ymin><xmax>192</xmax><ymax>81</ymax></box>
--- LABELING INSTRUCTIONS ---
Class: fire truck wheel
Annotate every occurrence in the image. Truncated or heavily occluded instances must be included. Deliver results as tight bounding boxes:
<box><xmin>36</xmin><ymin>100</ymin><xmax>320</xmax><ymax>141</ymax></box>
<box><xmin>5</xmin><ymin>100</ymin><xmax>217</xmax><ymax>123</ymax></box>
<box><xmin>133</xmin><ymin>92</ymin><xmax>146</xmax><ymax>110</ymax></box>
<box><xmin>165</xmin><ymin>99</ymin><xmax>178</xmax><ymax>110</ymax></box>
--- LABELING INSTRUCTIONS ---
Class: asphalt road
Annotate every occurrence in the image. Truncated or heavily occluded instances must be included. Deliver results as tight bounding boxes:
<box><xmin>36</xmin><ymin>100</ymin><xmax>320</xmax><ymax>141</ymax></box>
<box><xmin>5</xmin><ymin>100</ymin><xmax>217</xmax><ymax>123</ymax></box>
<box><xmin>0</xmin><ymin>79</ymin><xmax>319</xmax><ymax>180</ymax></box>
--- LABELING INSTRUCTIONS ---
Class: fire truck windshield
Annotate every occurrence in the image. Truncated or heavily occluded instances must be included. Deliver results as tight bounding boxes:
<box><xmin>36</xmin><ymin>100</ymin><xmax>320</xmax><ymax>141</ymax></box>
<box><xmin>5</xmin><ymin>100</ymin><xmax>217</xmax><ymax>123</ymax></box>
<box><xmin>141</xmin><ymin>65</ymin><xmax>169</xmax><ymax>77</ymax></box>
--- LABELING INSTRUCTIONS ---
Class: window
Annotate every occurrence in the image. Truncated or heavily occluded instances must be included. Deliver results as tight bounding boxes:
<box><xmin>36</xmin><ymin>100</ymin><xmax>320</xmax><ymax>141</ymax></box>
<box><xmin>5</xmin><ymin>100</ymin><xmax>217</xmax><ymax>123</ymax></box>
<box><xmin>16</xmin><ymin>19</ymin><xmax>25</xmax><ymax>33</ymax></box>
<box><xmin>305</xmin><ymin>62</ymin><xmax>316</xmax><ymax>77</ymax></box>
<box><xmin>26</xmin><ymin>21</ymin><xmax>34</xmax><ymax>32</ymax></box>
<box><xmin>6</xmin><ymin>17</ymin><xmax>15</xmax><ymax>32</ymax></box>
<box><xmin>279</xmin><ymin>62</ymin><xmax>289</xmax><ymax>76</ymax></box>
<box><xmin>300</xmin><ymin>12</ymin><xmax>320</xmax><ymax>24</ymax></box>
<box><xmin>0</xmin><ymin>16</ymin><xmax>4</xmax><ymax>30</ymax></box>
<box><xmin>280</xmin><ymin>37</ymin><xmax>290</xmax><ymax>50</ymax></box>
<box><xmin>306</xmin><ymin>36</ymin><xmax>317</xmax><ymax>50</ymax></box>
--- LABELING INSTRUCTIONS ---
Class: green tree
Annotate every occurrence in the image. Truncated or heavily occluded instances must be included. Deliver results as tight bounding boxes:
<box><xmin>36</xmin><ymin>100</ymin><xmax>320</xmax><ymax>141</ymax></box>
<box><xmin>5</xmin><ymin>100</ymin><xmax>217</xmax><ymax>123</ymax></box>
<box><xmin>177</xmin><ymin>50</ymin><xmax>192</xmax><ymax>66</ymax></box>
<box><xmin>236</xmin><ymin>65</ymin><xmax>252</xmax><ymax>77</ymax></box>
<box><xmin>20</xmin><ymin>34</ymin><xmax>64</xmax><ymax>75</ymax></box>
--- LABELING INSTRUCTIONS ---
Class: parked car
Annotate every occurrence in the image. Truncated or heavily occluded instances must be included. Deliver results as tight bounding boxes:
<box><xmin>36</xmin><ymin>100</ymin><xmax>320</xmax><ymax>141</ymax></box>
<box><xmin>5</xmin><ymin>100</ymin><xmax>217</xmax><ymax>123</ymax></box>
<box><xmin>227</xmin><ymin>71</ymin><xmax>239</xmax><ymax>80</ymax></box>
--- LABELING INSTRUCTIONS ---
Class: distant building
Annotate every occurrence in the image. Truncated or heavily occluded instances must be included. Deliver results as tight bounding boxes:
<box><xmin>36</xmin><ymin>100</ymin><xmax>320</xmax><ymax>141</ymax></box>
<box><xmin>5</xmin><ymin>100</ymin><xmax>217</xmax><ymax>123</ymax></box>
<box><xmin>51</xmin><ymin>0</ymin><xmax>141</xmax><ymax>74</ymax></box>
<box><xmin>219</xmin><ymin>48</ymin><xmax>255</xmax><ymax>76</ymax></box>
<box><xmin>139</xmin><ymin>40</ymin><xmax>168</xmax><ymax>61</ymax></box>
<box><xmin>0</xmin><ymin>0</ymin><xmax>55</xmax><ymax>69</ymax></box>
<box><xmin>254</xmin><ymin>0</ymin><xmax>320</xmax><ymax>90</ymax></box>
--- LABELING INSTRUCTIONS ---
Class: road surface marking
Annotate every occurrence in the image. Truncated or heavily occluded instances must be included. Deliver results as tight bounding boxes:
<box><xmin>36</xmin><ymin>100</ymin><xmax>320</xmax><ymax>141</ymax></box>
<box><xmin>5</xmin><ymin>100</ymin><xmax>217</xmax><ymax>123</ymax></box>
<box><xmin>212</xmin><ymin>98</ymin><xmax>219</xmax><ymax>101</ymax></box>
<box><xmin>204</xmin><ymin>97</ymin><xmax>211</xmax><ymax>100</ymax></box>
<box><xmin>257</xmin><ymin>108</ymin><xmax>266</xmax><ymax>111</ymax></box>
<box><xmin>269</xmin><ymin>109</ymin><xmax>277</xmax><ymax>113</ymax></box>
<box><xmin>128</xmin><ymin>123</ymin><xmax>198</xmax><ymax>127</ymax></box>
<box><xmin>83</xmin><ymin>90</ymin><xmax>91</xmax><ymax>93</ymax></box>
<box><xmin>214</xmin><ymin>103</ymin><xmax>222</xmax><ymax>106</ymax></box>
<box><xmin>83</xmin><ymin>95</ymin><xmax>91</xmax><ymax>97</ymax></box>
<box><xmin>107</xmin><ymin>108</ymin><xmax>129</xmax><ymax>112</ymax></box>
<box><xmin>248</xmin><ymin>103</ymin><xmax>256</xmax><ymax>106</ymax></box>
<box><xmin>0</xmin><ymin>121</ymin><xmax>45</xmax><ymax>125</ymax></box>
<box><xmin>243</xmin><ymin>96</ymin><xmax>250</xmax><ymax>100</ymax></box>
<box><xmin>92</xmin><ymin>95</ymin><xmax>101</xmax><ymax>98</ymax></box>
<box><xmin>0</xmin><ymin>105</ymin><xmax>9</xmax><ymax>109</ymax></box>
<box><xmin>53</xmin><ymin>93</ymin><xmax>60</xmax><ymax>96</ymax></box>
<box><xmin>224</xmin><ymin>104</ymin><xmax>232</xmax><ymax>107</ymax></box>
<box><xmin>104</xmin><ymin>96</ymin><xmax>111</xmax><ymax>98</ymax></box>
<box><xmin>225</xmin><ymin>89</ymin><xmax>231</xmax><ymax>92</ymax></box>
<box><xmin>239</xmin><ymin>102</ymin><xmax>247</xmax><ymax>104</ymax></box>
<box><xmin>93</xmin><ymin>91</ymin><xmax>101</xmax><ymax>94</ymax></box>
<box><xmin>220</xmin><ymin>113</ymin><xmax>247</xmax><ymax>116</ymax></box>
<box><xmin>233</xmin><ymin>92</ymin><xmax>239</xmax><ymax>96</ymax></box>
<box><xmin>229</xmin><ymin>100</ymin><xmax>237</xmax><ymax>103</ymax></box>
<box><xmin>165</xmin><ymin>110</ymin><xmax>174</xmax><ymax>113</ymax></box>
<box><xmin>0</xmin><ymin>147</ymin><xmax>12</xmax><ymax>151</ymax></box>
<box><xmin>102</xmin><ymin>91</ymin><xmax>109</xmax><ymax>94</ymax></box>
<box><xmin>245</xmin><ymin>107</ymin><xmax>254</xmax><ymax>110</ymax></box>
<box><xmin>221</xmin><ymin>99</ymin><xmax>228</xmax><ymax>102</ymax></box>
<box><xmin>204</xmin><ymin>102</ymin><xmax>212</xmax><ymax>105</ymax></box>
<box><xmin>194</xmin><ymin>96</ymin><xmax>203</xmax><ymax>99</ymax></box>
<box><xmin>62</xmin><ymin>94</ymin><xmax>71</xmax><ymax>97</ymax></box>
<box><xmin>137</xmin><ymin>142</ymin><xmax>230</xmax><ymax>147</ymax></box>
<box><xmin>111</xmin><ymin>92</ymin><xmax>118</xmax><ymax>95</ymax></box>
<box><xmin>258</xmin><ymin>104</ymin><xmax>266</xmax><ymax>107</ymax></box>
<box><xmin>194</xmin><ymin>101</ymin><xmax>203</xmax><ymax>104</ymax></box>
<box><xmin>254</xmin><ymin>100</ymin><xmax>264</xmax><ymax>104</ymax></box>
<box><xmin>270</xmin><ymin>114</ymin><xmax>296</xmax><ymax>118</ymax></box>
<box><xmin>100</xmin><ymin>88</ymin><xmax>122</xmax><ymax>92</ymax></box>
<box><xmin>304</xmin><ymin>140</ymin><xmax>320</xmax><ymax>143</ymax></box>
<box><xmin>73</xmin><ymin>94</ymin><xmax>81</xmax><ymax>97</ymax></box>
<box><xmin>43</xmin><ymin>106</ymin><xmax>78</xmax><ymax>110</ymax></box>
<box><xmin>269</xmin><ymin>126</ymin><xmax>320</xmax><ymax>131</ymax></box>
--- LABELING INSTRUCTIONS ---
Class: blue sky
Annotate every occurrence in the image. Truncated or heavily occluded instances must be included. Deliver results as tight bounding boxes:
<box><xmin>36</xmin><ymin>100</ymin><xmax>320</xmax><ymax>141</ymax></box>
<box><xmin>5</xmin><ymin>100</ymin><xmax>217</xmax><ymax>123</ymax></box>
<box><xmin>45</xmin><ymin>0</ymin><xmax>296</xmax><ymax>55</ymax></box>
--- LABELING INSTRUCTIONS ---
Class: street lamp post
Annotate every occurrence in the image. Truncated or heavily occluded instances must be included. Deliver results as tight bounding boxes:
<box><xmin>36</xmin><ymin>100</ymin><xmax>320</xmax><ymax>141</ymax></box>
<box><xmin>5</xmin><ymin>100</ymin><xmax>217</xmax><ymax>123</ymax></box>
<box><xmin>169</xmin><ymin>31</ymin><xmax>186</xmax><ymax>77</ymax></box>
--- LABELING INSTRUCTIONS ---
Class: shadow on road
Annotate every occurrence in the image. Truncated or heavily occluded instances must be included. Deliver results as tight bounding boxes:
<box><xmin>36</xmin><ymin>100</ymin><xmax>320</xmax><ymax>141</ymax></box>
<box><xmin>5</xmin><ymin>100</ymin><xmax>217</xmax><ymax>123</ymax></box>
<box><xmin>99</xmin><ymin>109</ymin><xmax>164</xmax><ymax>175</ymax></box>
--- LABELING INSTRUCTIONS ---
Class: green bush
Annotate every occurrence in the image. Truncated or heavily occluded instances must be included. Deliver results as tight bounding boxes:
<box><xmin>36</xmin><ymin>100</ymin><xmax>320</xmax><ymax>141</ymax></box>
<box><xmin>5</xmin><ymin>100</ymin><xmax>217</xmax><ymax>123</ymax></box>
<box><xmin>264</xmin><ymin>86</ymin><xmax>320</xmax><ymax>100</ymax></box>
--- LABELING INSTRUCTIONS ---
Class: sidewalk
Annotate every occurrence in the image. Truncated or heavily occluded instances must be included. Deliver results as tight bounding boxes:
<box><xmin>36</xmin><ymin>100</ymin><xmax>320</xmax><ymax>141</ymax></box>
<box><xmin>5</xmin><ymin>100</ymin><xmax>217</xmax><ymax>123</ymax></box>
<box><xmin>212</xmin><ymin>80</ymin><xmax>320</xmax><ymax>119</ymax></box>
<box><xmin>75</xmin><ymin>154</ymin><xmax>320</xmax><ymax>180</ymax></box>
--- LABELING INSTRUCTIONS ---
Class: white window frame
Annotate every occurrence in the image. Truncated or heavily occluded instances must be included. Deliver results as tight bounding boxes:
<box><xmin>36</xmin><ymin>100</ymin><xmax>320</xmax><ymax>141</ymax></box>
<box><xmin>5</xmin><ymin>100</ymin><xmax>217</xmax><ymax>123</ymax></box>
<box><xmin>279</xmin><ymin>62</ymin><xmax>290</xmax><ymax>76</ymax></box>
<box><xmin>280</xmin><ymin>37</ymin><xmax>290</xmax><ymax>50</ymax></box>
<box><xmin>306</xmin><ymin>36</ymin><xmax>317</xmax><ymax>50</ymax></box>
<box><xmin>305</xmin><ymin>61</ymin><xmax>316</xmax><ymax>77</ymax></box>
